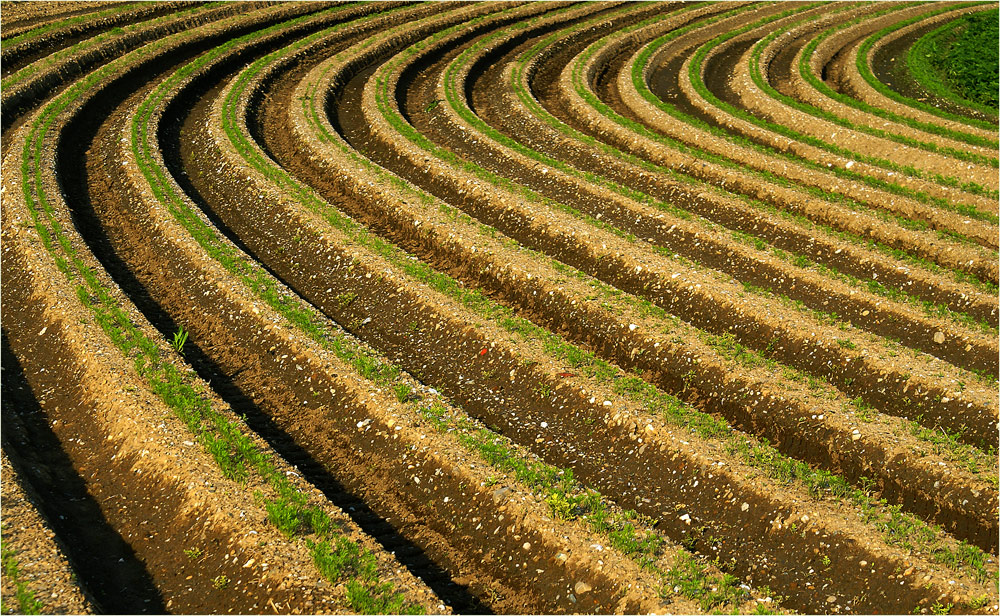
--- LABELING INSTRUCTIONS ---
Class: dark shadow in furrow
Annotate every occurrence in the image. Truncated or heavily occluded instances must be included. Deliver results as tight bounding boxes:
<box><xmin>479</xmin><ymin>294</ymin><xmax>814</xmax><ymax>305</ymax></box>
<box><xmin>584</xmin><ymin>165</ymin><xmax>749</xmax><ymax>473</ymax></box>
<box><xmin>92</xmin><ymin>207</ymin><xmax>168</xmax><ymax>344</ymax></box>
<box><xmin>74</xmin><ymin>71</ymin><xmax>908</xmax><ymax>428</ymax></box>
<box><xmin>0</xmin><ymin>332</ymin><xmax>166</xmax><ymax>615</ymax></box>
<box><xmin>46</xmin><ymin>16</ymin><xmax>484</xmax><ymax>612</ymax></box>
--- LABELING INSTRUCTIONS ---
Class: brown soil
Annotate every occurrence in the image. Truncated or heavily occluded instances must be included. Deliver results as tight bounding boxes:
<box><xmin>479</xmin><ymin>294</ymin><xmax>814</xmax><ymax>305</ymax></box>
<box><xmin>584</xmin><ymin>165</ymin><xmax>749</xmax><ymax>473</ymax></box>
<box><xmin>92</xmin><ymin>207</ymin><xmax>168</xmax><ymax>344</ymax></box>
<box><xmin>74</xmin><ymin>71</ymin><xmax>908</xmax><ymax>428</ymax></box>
<box><xmin>827</xmin><ymin>9</ymin><xmax>1000</xmax><ymax>140</ymax></box>
<box><xmin>0</xmin><ymin>444</ymin><xmax>95</xmax><ymax>615</ymax></box>
<box><xmin>0</xmin><ymin>1</ymin><xmax>120</xmax><ymax>37</ymax></box>
<box><xmin>209</xmin><ymin>3</ymin><xmax>992</xmax><ymax>612</ymax></box>
<box><xmin>0</xmin><ymin>1</ymin><xmax>201</xmax><ymax>78</ymax></box>
<box><xmin>2</xmin><ymin>3</ymin><xmax>997</xmax><ymax>614</ymax></box>
<box><xmin>474</xmin><ymin>5</ymin><xmax>998</xmax><ymax>326</ymax></box>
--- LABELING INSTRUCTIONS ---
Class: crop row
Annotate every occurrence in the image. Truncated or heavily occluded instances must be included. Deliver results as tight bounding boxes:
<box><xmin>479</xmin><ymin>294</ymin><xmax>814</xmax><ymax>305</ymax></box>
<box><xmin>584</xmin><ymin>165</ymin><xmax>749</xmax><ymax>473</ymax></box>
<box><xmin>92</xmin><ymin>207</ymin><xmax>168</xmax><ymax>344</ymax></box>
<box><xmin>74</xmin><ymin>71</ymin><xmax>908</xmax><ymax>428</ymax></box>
<box><xmin>1</xmin><ymin>3</ymin><xmax>996</xmax><ymax>614</ymax></box>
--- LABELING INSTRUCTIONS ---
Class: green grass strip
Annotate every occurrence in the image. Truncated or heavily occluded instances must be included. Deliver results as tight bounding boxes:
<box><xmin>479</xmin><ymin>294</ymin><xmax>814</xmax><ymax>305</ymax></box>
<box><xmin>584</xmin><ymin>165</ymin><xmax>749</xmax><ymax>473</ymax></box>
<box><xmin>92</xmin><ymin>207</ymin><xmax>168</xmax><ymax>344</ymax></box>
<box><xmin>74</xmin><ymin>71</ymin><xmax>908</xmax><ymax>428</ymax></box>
<box><xmin>0</xmin><ymin>1</ymin><xmax>142</xmax><ymax>50</ymax></box>
<box><xmin>1</xmin><ymin>526</ymin><xmax>45</xmax><ymax>615</ymax></box>
<box><xmin>857</xmin><ymin>5</ymin><xmax>999</xmax><ymax>129</ymax></box>
<box><xmin>1</xmin><ymin>2</ymin><xmax>225</xmax><ymax>90</ymax></box>
<box><xmin>213</xmin><ymin>5</ymin><xmax>690</xmax><ymax>580</ymax></box>
<box><xmin>907</xmin><ymin>10</ymin><xmax>999</xmax><ymax>114</ymax></box>
<box><xmin>442</xmin><ymin>8</ymin><xmax>997</xmax><ymax>338</ymax></box>
<box><xmin>500</xmin><ymin>6</ymin><xmax>998</xmax><ymax>312</ymax></box>
<box><xmin>686</xmin><ymin>4</ymin><xmax>999</xmax><ymax>201</ymax></box>
<box><xmin>621</xmin><ymin>2</ymin><xmax>999</xmax><ymax>226</ymax></box>
<box><xmin>799</xmin><ymin>4</ymin><xmax>997</xmax><ymax>149</ymax></box>
<box><xmin>16</xmin><ymin>6</ymin><xmax>422</xmax><ymax>613</ymax></box>
<box><xmin>560</xmin><ymin>4</ymin><xmax>999</xmax><ymax>280</ymax></box>
<box><xmin>134</xmin><ymin>2</ymin><xmax>697</xmax><ymax>605</ymax></box>
<box><xmin>746</xmin><ymin>6</ymin><xmax>997</xmax><ymax>169</ymax></box>
<box><xmin>275</xmin><ymin>6</ymin><xmax>992</xmax><ymax>587</ymax></box>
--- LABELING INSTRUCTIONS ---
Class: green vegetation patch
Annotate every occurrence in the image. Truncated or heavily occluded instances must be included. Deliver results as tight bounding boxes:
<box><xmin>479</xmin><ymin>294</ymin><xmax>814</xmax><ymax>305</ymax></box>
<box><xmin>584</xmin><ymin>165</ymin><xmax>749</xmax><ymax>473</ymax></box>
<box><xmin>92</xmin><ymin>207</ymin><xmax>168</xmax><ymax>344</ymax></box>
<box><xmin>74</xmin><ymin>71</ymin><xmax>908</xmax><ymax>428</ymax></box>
<box><xmin>1</xmin><ymin>526</ymin><xmax>45</xmax><ymax>615</ymax></box>
<box><xmin>911</xmin><ymin>10</ymin><xmax>999</xmax><ymax>111</ymax></box>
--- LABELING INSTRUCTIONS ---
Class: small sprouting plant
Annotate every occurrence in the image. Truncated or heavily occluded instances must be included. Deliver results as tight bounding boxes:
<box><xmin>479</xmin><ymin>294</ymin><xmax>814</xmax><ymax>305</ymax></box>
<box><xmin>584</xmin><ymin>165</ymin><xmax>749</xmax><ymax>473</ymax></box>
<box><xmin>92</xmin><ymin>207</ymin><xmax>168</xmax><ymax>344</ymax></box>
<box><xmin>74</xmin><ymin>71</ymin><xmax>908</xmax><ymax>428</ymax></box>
<box><xmin>2</xmin><ymin>534</ymin><xmax>44</xmax><ymax>615</ymax></box>
<box><xmin>171</xmin><ymin>325</ymin><xmax>188</xmax><ymax>354</ymax></box>
<box><xmin>336</xmin><ymin>292</ymin><xmax>357</xmax><ymax>309</ymax></box>
<box><xmin>184</xmin><ymin>547</ymin><xmax>203</xmax><ymax>560</ymax></box>
<box><xmin>545</xmin><ymin>491</ymin><xmax>577</xmax><ymax>520</ymax></box>
<box><xmin>393</xmin><ymin>383</ymin><xmax>413</xmax><ymax>403</ymax></box>
<box><xmin>212</xmin><ymin>575</ymin><xmax>230</xmax><ymax>589</ymax></box>
<box><xmin>968</xmin><ymin>595</ymin><xmax>990</xmax><ymax>609</ymax></box>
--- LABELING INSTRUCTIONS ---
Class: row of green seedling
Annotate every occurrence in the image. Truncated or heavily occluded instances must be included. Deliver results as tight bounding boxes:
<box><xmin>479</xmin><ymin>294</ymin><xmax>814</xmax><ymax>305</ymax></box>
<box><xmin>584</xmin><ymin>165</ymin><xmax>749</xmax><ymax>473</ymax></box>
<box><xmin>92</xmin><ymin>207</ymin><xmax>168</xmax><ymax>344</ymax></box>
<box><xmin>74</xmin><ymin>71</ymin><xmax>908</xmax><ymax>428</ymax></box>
<box><xmin>137</xmin><ymin>5</ymin><xmax>758</xmax><ymax>610</ymax></box>
<box><xmin>856</xmin><ymin>4</ymin><xmax>998</xmax><ymax>130</ymax></box>
<box><xmin>16</xmin><ymin>5</ymin><xmax>422</xmax><ymax>613</ymax></box>
<box><xmin>370</xmin><ymin>2</ymin><xmax>997</xmax><ymax>453</ymax></box>
<box><xmin>439</xmin><ymin>1</ymin><xmax>999</xmax><ymax>377</ymax></box>
<box><xmin>746</xmin><ymin>3</ymin><xmax>997</xmax><ymax>168</ymax></box>
<box><xmin>616</xmin><ymin>1</ymin><xmax>999</xmax><ymax>237</ymax></box>
<box><xmin>520</xmin><ymin>1</ymin><xmax>1000</xmax><ymax>301</ymax></box>
<box><xmin>288</xmin><ymin>6</ymin><xmax>995</xmax><ymax>586</ymax></box>
<box><xmin>686</xmin><ymin>2</ymin><xmax>998</xmax><ymax>201</ymax></box>
<box><xmin>799</xmin><ymin>2</ymin><xmax>997</xmax><ymax>148</ymax></box>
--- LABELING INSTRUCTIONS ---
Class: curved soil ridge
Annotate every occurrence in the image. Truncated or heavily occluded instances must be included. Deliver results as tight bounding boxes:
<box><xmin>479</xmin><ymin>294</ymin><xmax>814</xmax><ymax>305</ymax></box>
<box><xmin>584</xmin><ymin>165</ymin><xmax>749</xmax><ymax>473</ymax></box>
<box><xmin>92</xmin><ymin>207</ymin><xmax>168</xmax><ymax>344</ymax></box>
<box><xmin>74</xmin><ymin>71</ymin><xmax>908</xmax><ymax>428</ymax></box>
<box><xmin>209</xmin><ymin>9</ymin><xmax>999</xmax><ymax>613</ymax></box>
<box><xmin>280</xmin><ymin>3</ymin><xmax>995</xmax><ymax>549</ymax></box>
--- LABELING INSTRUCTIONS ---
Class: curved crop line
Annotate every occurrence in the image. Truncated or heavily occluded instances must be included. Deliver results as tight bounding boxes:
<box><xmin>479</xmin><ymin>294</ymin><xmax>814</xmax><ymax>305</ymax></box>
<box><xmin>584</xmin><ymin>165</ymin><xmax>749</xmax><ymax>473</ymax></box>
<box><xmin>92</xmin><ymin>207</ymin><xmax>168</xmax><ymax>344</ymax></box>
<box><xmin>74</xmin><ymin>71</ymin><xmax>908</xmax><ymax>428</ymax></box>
<box><xmin>798</xmin><ymin>4</ymin><xmax>998</xmax><ymax>149</ymax></box>
<box><xmin>14</xmin><ymin>7</ymin><xmax>425</xmax><ymax>613</ymax></box>
<box><xmin>906</xmin><ymin>9</ymin><xmax>1000</xmax><ymax>117</ymax></box>
<box><xmin>5</xmin><ymin>2</ymin><xmax>998</xmax><ymax>609</ymax></box>
<box><xmin>427</xmin><ymin>2</ymin><xmax>1000</xmax><ymax>545</ymax></box>
<box><xmin>1</xmin><ymin>2</ymin><xmax>225</xmax><ymax>90</ymax></box>
<box><xmin>440</xmin><ymin>8</ymin><xmax>998</xmax><ymax>361</ymax></box>
<box><xmin>574</xmin><ymin>5</ymin><xmax>1000</xmax><ymax>277</ymax></box>
<box><xmin>211</xmin><ymin>4</ymin><xmax>720</xmax><ymax>588</ymax></box>
<box><xmin>547</xmin><ymin>5</ymin><xmax>999</xmax><ymax>298</ymax></box>
<box><xmin>376</xmin><ymin>0</ymin><xmax>1000</xmax><ymax>450</ymax></box>
<box><xmin>0</xmin><ymin>1</ymin><xmax>143</xmax><ymax>50</ymax></box>
<box><xmin>747</xmin><ymin>7</ymin><xmax>998</xmax><ymax>169</ymax></box>
<box><xmin>856</xmin><ymin>4</ymin><xmax>999</xmax><ymax>130</ymax></box>
<box><xmin>685</xmin><ymin>4</ymin><xmax>1000</xmax><ymax>202</ymax></box>
<box><xmin>295</xmin><ymin>7</ymin><xmax>999</xmax><ymax>587</ymax></box>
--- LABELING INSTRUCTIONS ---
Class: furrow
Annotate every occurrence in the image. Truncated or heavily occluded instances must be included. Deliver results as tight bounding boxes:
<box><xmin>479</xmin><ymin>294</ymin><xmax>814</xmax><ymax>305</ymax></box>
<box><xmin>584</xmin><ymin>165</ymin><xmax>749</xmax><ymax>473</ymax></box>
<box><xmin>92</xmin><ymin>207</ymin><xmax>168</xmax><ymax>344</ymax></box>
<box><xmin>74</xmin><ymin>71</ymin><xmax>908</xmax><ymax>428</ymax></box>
<box><xmin>623</xmin><ymin>2</ymin><xmax>1000</xmax><ymax>244</ymax></box>
<box><xmin>0</xmin><ymin>1</ymin><xmax>198</xmax><ymax>78</ymax></box>
<box><xmin>3</xmin><ymin>4</ymin><xmax>997</xmax><ymax>614</ymax></box>
<box><xmin>774</xmin><ymin>3</ymin><xmax>998</xmax><ymax>161</ymax></box>
<box><xmin>473</xmin><ymin>1</ymin><xmax>999</xmax><ymax>331</ymax></box>
<box><xmin>420</xmin><ymin>1</ymin><xmax>996</xmax><ymax>384</ymax></box>
<box><xmin>0</xmin><ymin>445</ymin><xmax>95</xmax><ymax>614</ymax></box>
<box><xmin>867</xmin><ymin>4</ymin><xmax>999</xmax><ymax>124</ymax></box>
<box><xmin>692</xmin><ymin>3</ymin><xmax>1000</xmax><ymax>201</ymax></box>
<box><xmin>828</xmin><ymin>4</ymin><xmax>1000</xmax><ymax>135</ymax></box>
<box><xmin>349</xmin><ymin>5</ymin><xmax>998</xmax><ymax>451</ymax></box>
<box><xmin>193</xmin><ymin>6</ymin><xmax>1000</xmax><ymax>612</ymax></box>
<box><xmin>3</xmin><ymin>129</ymin><xmax>438</xmax><ymax>614</ymax></box>
<box><xmin>274</xmin><ymin>1</ymin><xmax>1000</xmax><ymax>552</ymax></box>
<box><xmin>109</xmin><ymin>4</ymin><xmax>717</xmax><ymax>612</ymax></box>
<box><xmin>807</xmin><ymin>2</ymin><xmax>998</xmax><ymax>145</ymax></box>
<box><xmin>558</xmin><ymin>3</ymin><xmax>1000</xmax><ymax>275</ymax></box>
<box><xmin>2</xmin><ymin>4</ymin><xmax>453</xmax><ymax>614</ymax></box>
<box><xmin>1</xmin><ymin>0</ymin><xmax>254</xmax><ymax>140</ymax></box>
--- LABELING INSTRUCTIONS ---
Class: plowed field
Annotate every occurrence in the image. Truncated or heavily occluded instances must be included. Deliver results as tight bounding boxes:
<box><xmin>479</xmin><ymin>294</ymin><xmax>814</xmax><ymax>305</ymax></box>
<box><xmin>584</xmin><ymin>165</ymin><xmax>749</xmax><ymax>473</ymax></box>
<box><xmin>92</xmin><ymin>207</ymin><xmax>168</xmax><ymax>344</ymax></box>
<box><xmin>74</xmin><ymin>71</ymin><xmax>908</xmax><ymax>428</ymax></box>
<box><xmin>2</xmin><ymin>2</ymin><xmax>997</xmax><ymax>614</ymax></box>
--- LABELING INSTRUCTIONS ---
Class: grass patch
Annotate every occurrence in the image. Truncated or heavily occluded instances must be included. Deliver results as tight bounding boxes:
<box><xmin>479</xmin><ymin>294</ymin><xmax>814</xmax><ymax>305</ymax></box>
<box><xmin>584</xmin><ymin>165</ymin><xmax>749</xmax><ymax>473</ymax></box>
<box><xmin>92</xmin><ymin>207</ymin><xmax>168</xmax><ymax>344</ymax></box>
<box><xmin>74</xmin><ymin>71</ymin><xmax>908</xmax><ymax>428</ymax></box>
<box><xmin>1</xmin><ymin>526</ymin><xmax>45</xmax><ymax>615</ymax></box>
<box><xmin>909</xmin><ymin>9</ymin><xmax>999</xmax><ymax>112</ymax></box>
<box><xmin>856</xmin><ymin>3</ymin><xmax>997</xmax><ymax>130</ymax></box>
<box><xmin>799</xmin><ymin>4</ymin><xmax>997</xmax><ymax>149</ymax></box>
